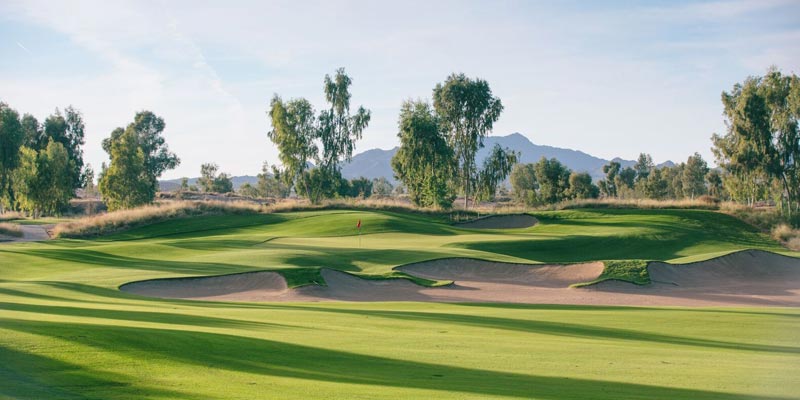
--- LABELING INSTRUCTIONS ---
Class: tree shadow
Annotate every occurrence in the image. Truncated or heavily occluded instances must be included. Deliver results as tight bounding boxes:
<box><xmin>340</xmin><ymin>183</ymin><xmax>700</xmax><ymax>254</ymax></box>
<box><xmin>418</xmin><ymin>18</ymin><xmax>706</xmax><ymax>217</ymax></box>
<box><xmin>0</xmin><ymin>318</ymin><xmax>788</xmax><ymax>400</ymax></box>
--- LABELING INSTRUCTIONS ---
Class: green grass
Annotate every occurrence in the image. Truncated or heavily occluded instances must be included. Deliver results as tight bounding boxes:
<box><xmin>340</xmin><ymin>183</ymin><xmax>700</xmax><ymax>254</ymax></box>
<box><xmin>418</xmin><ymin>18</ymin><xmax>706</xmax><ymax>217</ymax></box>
<box><xmin>1</xmin><ymin>207</ymin><xmax>799</xmax><ymax>399</ymax></box>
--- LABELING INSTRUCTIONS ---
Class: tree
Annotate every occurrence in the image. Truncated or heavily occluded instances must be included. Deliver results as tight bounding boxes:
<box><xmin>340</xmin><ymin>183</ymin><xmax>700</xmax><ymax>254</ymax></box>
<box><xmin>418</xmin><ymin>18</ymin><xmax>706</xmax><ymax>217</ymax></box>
<box><xmin>706</xmin><ymin>169</ymin><xmax>724</xmax><ymax>199</ymax></box>
<box><xmin>433</xmin><ymin>73</ymin><xmax>503</xmax><ymax>208</ymax></box>
<box><xmin>180</xmin><ymin>177</ymin><xmax>190</xmax><ymax>192</ymax></box>
<box><xmin>318</xmin><ymin>68</ymin><xmax>371</xmax><ymax>172</ymax></box>
<box><xmin>712</xmin><ymin>68</ymin><xmax>800</xmax><ymax>214</ymax></box>
<box><xmin>476</xmin><ymin>144</ymin><xmax>518</xmax><ymax>201</ymax></box>
<box><xmin>12</xmin><ymin>141</ymin><xmax>74</xmax><ymax>217</ymax></box>
<box><xmin>198</xmin><ymin>163</ymin><xmax>233</xmax><ymax>193</ymax></box>
<box><xmin>682</xmin><ymin>152</ymin><xmax>709</xmax><ymax>199</ymax></box>
<box><xmin>103</xmin><ymin>111</ymin><xmax>180</xmax><ymax>195</ymax></box>
<box><xmin>346</xmin><ymin>177</ymin><xmax>373</xmax><ymax>198</ymax></box>
<box><xmin>634</xmin><ymin>153</ymin><xmax>654</xmax><ymax>183</ymax></box>
<box><xmin>533</xmin><ymin>157</ymin><xmax>571</xmax><ymax>204</ymax></box>
<box><xmin>0</xmin><ymin>103</ymin><xmax>24</xmax><ymax>211</ymax></box>
<box><xmin>568</xmin><ymin>172</ymin><xmax>599</xmax><ymax>199</ymax></box>
<box><xmin>98</xmin><ymin>129</ymin><xmax>154</xmax><ymax>211</ymax></box>
<box><xmin>43</xmin><ymin>106</ymin><xmax>86</xmax><ymax>190</ymax></box>
<box><xmin>372</xmin><ymin>177</ymin><xmax>394</xmax><ymax>197</ymax></box>
<box><xmin>643</xmin><ymin>167</ymin><xmax>669</xmax><ymax>200</ymax></box>
<box><xmin>257</xmin><ymin>163</ymin><xmax>290</xmax><ymax>198</ymax></box>
<box><xmin>598</xmin><ymin>161</ymin><xmax>620</xmax><ymax>197</ymax></box>
<box><xmin>20</xmin><ymin>114</ymin><xmax>44</xmax><ymax>149</ymax></box>
<box><xmin>510</xmin><ymin>163</ymin><xmax>537</xmax><ymax>205</ymax></box>
<box><xmin>267</xmin><ymin>96</ymin><xmax>317</xmax><ymax>197</ymax></box>
<box><xmin>391</xmin><ymin>100</ymin><xmax>456</xmax><ymax>208</ymax></box>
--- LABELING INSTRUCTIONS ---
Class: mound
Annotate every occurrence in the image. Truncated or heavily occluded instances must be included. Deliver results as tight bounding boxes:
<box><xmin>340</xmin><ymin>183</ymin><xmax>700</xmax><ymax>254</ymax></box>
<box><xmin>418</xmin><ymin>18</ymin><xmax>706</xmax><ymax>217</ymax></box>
<box><xmin>587</xmin><ymin>250</ymin><xmax>800</xmax><ymax>307</ymax></box>
<box><xmin>455</xmin><ymin>214</ymin><xmax>537</xmax><ymax>229</ymax></box>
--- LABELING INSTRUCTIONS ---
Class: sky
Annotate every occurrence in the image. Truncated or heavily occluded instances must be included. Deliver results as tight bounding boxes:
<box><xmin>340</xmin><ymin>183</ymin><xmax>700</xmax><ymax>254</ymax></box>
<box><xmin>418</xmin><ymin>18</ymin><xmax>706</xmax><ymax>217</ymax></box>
<box><xmin>1</xmin><ymin>0</ymin><xmax>799</xmax><ymax>180</ymax></box>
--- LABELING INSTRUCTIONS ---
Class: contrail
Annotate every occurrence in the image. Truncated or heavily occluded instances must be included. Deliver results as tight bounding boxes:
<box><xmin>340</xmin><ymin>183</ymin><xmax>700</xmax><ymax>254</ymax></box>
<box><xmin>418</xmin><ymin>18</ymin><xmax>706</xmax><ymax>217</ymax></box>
<box><xmin>16</xmin><ymin>42</ymin><xmax>32</xmax><ymax>55</ymax></box>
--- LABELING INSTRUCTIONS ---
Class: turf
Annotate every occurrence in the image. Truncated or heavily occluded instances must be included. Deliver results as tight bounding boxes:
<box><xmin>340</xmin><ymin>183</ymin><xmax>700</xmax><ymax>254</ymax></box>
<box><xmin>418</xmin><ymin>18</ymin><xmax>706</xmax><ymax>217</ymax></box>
<box><xmin>1</xmin><ymin>207</ymin><xmax>799</xmax><ymax>399</ymax></box>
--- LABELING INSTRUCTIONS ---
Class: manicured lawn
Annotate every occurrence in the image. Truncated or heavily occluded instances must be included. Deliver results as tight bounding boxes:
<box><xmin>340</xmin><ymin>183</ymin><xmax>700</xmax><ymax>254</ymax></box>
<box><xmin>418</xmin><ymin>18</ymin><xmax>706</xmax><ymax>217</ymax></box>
<box><xmin>1</xmin><ymin>208</ymin><xmax>798</xmax><ymax>399</ymax></box>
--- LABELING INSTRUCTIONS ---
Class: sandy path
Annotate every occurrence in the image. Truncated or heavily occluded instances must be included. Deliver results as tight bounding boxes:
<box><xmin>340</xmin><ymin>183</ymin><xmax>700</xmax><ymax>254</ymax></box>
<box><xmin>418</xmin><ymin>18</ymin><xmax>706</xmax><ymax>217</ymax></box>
<box><xmin>455</xmin><ymin>214</ymin><xmax>538</xmax><ymax>229</ymax></box>
<box><xmin>0</xmin><ymin>224</ymin><xmax>53</xmax><ymax>243</ymax></box>
<box><xmin>120</xmin><ymin>250</ymin><xmax>800</xmax><ymax>307</ymax></box>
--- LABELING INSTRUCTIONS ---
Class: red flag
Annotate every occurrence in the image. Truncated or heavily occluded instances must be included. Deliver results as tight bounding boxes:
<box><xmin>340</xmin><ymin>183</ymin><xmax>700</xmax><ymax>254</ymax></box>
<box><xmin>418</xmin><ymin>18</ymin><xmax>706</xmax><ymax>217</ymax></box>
<box><xmin>357</xmin><ymin>219</ymin><xmax>362</xmax><ymax>229</ymax></box>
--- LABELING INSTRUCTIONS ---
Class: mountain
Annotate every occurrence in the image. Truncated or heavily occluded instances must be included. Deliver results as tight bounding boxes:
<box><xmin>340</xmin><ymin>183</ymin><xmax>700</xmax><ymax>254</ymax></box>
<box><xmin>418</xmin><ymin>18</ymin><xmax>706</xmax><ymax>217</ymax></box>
<box><xmin>159</xmin><ymin>133</ymin><xmax>674</xmax><ymax>190</ymax></box>
<box><xmin>340</xmin><ymin>132</ymin><xmax>661</xmax><ymax>182</ymax></box>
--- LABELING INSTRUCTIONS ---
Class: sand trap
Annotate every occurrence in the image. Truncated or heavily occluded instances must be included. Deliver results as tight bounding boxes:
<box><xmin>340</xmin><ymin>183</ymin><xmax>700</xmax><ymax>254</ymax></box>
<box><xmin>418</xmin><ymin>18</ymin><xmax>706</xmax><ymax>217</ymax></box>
<box><xmin>120</xmin><ymin>250</ymin><xmax>800</xmax><ymax>307</ymax></box>
<box><xmin>0</xmin><ymin>224</ymin><xmax>53</xmax><ymax>244</ymax></box>
<box><xmin>588</xmin><ymin>250</ymin><xmax>800</xmax><ymax>307</ymax></box>
<box><xmin>455</xmin><ymin>214</ymin><xmax>537</xmax><ymax>229</ymax></box>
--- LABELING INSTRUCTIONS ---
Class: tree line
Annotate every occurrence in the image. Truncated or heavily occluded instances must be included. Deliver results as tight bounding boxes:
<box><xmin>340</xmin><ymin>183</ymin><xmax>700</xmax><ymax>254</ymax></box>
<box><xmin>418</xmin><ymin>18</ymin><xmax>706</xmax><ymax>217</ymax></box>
<box><xmin>2</xmin><ymin>67</ymin><xmax>796</xmax><ymax>215</ymax></box>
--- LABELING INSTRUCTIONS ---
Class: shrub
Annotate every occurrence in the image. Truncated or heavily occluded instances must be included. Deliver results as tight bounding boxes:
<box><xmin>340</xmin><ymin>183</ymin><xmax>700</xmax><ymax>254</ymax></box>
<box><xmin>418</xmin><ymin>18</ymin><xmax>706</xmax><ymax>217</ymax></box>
<box><xmin>0</xmin><ymin>223</ymin><xmax>23</xmax><ymax>237</ymax></box>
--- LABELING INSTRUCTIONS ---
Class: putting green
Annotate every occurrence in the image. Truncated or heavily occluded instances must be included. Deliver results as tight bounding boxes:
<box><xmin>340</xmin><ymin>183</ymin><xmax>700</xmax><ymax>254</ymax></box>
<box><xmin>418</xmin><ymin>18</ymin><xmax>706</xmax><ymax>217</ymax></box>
<box><xmin>1</xmin><ymin>208</ymin><xmax>799</xmax><ymax>399</ymax></box>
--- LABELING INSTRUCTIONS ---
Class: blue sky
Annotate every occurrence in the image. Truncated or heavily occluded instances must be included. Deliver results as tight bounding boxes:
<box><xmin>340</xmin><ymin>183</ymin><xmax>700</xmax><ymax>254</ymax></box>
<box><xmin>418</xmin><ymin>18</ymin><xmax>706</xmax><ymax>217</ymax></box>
<box><xmin>1</xmin><ymin>0</ymin><xmax>799</xmax><ymax>179</ymax></box>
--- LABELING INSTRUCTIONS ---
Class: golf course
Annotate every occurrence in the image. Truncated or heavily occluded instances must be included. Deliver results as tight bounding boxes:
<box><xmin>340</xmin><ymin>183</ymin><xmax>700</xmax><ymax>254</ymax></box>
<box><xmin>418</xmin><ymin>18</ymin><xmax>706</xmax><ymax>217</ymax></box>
<box><xmin>2</xmin><ymin>206</ymin><xmax>800</xmax><ymax>399</ymax></box>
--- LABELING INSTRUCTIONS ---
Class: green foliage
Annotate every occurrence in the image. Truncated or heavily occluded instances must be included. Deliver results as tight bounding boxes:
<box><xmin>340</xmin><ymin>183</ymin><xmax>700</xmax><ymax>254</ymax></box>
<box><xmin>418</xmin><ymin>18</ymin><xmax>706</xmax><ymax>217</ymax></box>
<box><xmin>433</xmin><ymin>73</ymin><xmax>503</xmax><ymax>207</ymax></box>
<box><xmin>476</xmin><ymin>144</ymin><xmax>518</xmax><ymax>201</ymax></box>
<box><xmin>12</xmin><ymin>142</ymin><xmax>74</xmax><ymax>216</ymax></box>
<box><xmin>568</xmin><ymin>172</ymin><xmax>599</xmax><ymax>199</ymax></box>
<box><xmin>98</xmin><ymin>129</ymin><xmax>154</xmax><ymax>211</ymax></box>
<box><xmin>344</xmin><ymin>177</ymin><xmax>373</xmax><ymax>198</ymax></box>
<box><xmin>43</xmin><ymin>106</ymin><xmax>86</xmax><ymax>190</ymax></box>
<box><xmin>533</xmin><ymin>157</ymin><xmax>571</xmax><ymax>204</ymax></box>
<box><xmin>255</xmin><ymin>163</ymin><xmax>290</xmax><ymax>198</ymax></box>
<box><xmin>682</xmin><ymin>152</ymin><xmax>709</xmax><ymax>199</ymax></box>
<box><xmin>267</xmin><ymin>95</ymin><xmax>317</xmax><ymax>195</ymax></box>
<box><xmin>318</xmin><ymin>68</ymin><xmax>371</xmax><ymax>172</ymax></box>
<box><xmin>371</xmin><ymin>177</ymin><xmax>394</xmax><ymax>197</ymax></box>
<box><xmin>391</xmin><ymin>100</ymin><xmax>456</xmax><ymax>208</ymax></box>
<box><xmin>712</xmin><ymin>68</ymin><xmax>800</xmax><ymax>214</ymax></box>
<box><xmin>634</xmin><ymin>153</ymin><xmax>654</xmax><ymax>183</ymax></box>
<box><xmin>198</xmin><ymin>163</ymin><xmax>233</xmax><ymax>194</ymax></box>
<box><xmin>297</xmin><ymin>168</ymin><xmax>341</xmax><ymax>204</ymax></box>
<box><xmin>510</xmin><ymin>163</ymin><xmax>537</xmax><ymax>205</ymax></box>
<box><xmin>0</xmin><ymin>103</ymin><xmax>24</xmax><ymax>210</ymax></box>
<box><xmin>599</xmin><ymin>161</ymin><xmax>620</xmax><ymax>197</ymax></box>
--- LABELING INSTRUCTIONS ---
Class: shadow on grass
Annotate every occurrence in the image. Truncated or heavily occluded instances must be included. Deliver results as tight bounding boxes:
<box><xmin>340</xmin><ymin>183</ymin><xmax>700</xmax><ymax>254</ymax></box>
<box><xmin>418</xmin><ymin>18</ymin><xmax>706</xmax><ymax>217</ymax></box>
<box><xmin>0</xmin><ymin>318</ymin><xmax>789</xmax><ymax>400</ymax></box>
<box><xmin>0</xmin><ymin>343</ymin><xmax>202</xmax><ymax>400</ymax></box>
<box><xmin>283</xmin><ymin>306</ymin><xmax>800</xmax><ymax>355</ymax></box>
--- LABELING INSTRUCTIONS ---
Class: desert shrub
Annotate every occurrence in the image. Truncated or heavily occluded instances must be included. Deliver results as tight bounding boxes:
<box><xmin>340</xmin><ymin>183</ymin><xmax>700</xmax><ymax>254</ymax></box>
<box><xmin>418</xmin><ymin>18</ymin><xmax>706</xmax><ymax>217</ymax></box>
<box><xmin>0</xmin><ymin>223</ymin><xmax>23</xmax><ymax>237</ymax></box>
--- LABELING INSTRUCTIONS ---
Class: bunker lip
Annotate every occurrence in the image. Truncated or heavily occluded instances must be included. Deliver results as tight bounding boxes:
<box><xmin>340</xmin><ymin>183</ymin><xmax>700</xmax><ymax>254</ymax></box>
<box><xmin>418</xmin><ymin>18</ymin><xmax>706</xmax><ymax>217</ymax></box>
<box><xmin>454</xmin><ymin>214</ymin><xmax>538</xmax><ymax>229</ymax></box>
<box><xmin>119</xmin><ymin>250</ymin><xmax>800</xmax><ymax>306</ymax></box>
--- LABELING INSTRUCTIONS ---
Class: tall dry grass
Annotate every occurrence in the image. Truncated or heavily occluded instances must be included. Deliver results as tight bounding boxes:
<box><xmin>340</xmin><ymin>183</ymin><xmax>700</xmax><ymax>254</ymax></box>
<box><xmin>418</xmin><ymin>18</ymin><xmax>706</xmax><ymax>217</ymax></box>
<box><xmin>0</xmin><ymin>222</ymin><xmax>23</xmax><ymax>237</ymax></box>
<box><xmin>54</xmin><ymin>200</ymin><xmax>265</xmax><ymax>238</ymax></box>
<box><xmin>558</xmin><ymin>198</ymin><xmax>720</xmax><ymax>211</ymax></box>
<box><xmin>0</xmin><ymin>211</ymin><xmax>25</xmax><ymax>222</ymax></box>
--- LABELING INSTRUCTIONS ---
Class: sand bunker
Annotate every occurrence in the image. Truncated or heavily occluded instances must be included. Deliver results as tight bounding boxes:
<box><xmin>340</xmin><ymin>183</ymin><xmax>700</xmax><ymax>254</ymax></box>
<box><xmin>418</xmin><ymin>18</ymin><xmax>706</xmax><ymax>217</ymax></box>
<box><xmin>0</xmin><ymin>224</ymin><xmax>52</xmax><ymax>243</ymax></box>
<box><xmin>120</xmin><ymin>250</ymin><xmax>800</xmax><ymax>307</ymax></box>
<box><xmin>455</xmin><ymin>214</ymin><xmax>537</xmax><ymax>229</ymax></box>
<box><xmin>588</xmin><ymin>250</ymin><xmax>800</xmax><ymax>307</ymax></box>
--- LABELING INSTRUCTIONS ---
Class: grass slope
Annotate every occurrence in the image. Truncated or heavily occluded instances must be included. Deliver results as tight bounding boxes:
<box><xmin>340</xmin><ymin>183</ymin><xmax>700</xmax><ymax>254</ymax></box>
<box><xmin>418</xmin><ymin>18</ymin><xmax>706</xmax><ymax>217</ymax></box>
<box><xmin>1</xmin><ymin>208</ymin><xmax>799</xmax><ymax>398</ymax></box>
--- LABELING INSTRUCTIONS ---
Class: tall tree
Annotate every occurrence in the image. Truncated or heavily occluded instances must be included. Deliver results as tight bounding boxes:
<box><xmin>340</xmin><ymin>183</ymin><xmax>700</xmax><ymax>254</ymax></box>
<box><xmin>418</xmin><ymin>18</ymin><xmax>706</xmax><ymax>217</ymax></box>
<box><xmin>43</xmin><ymin>106</ymin><xmax>86</xmax><ymax>189</ymax></box>
<box><xmin>98</xmin><ymin>129</ymin><xmax>153</xmax><ymax>211</ymax></box>
<box><xmin>634</xmin><ymin>153</ymin><xmax>654</xmax><ymax>183</ymax></box>
<box><xmin>433</xmin><ymin>73</ymin><xmax>503</xmax><ymax>208</ymax></box>
<box><xmin>103</xmin><ymin>111</ymin><xmax>180</xmax><ymax>195</ymax></box>
<box><xmin>682</xmin><ymin>152</ymin><xmax>709</xmax><ymax>199</ymax></box>
<box><xmin>510</xmin><ymin>163</ymin><xmax>537</xmax><ymax>205</ymax></box>
<box><xmin>20</xmin><ymin>114</ymin><xmax>44</xmax><ymax>149</ymax></box>
<box><xmin>391</xmin><ymin>100</ymin><xmax>456</xmax><ymax>208</ymax></box>
<box><xmin>712</xmin><ymin>69</ymin><xmax>800</xmax><ymax>214</ymax></box>
<box><xmin>198</xmin><ymin>163</ymin><xmax>233</xmax><ymax>193</ymax></box>
<box><xmin>476</xmin><ymin>144</ymin><xmax>518</xmax><ymax>202</ymax></box>
<box><xmin>568</xmin><ymin>172</ymin><xmax>599</xmax><ymax>199</ymax></box>
<box><xmin>267</xmin><ymin>95</ymin><xmax>317</xmax><ymax>197</ymax></box>
<box><xmin>533</xmin><ymin>157</ymin><xmax>571</xmax><ymax>204</ymax></box>
<box><xmin>12</xmin><ymin>141</ymin><xmax>73</xmax><ymax>217</ymax></box>
<box><xmin>99</xmin><ymin>112</ymin><xmax>178</xmax><ymax>210</ymax></box>
<box><xmin>318</xmin><ymin>68</ymin><xmax>371</xmax><ymax>172</ymax></box>
<box><xmin>598</xmin><ymin>161</ymin><xmax>620</xmax><ymax>198</ymax></box>
<box><xmin>0</xmin><ymin>103</ymin><xmax>24</xmax><ymax>212</ymax></box>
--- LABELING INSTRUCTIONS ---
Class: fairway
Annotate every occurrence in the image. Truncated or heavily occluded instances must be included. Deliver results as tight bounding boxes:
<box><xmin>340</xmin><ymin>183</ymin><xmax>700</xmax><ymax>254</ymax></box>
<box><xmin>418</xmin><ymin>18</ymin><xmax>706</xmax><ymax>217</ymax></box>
<box><xmin>2</xmin><ymin>208</ymin><xmax>800</xmax><ymax>399</ymax></box>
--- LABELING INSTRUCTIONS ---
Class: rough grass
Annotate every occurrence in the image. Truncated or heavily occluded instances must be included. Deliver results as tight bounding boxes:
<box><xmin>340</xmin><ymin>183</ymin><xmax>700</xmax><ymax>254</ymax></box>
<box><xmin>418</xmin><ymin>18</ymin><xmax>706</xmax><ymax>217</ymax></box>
<box><xmin>572</xmin><ymin>260</ymin><xmax>650</xmax><ymax>287</ymax></box>
<box><xmin>0</xmin><ymin>211</ymin><xmax>25</xmax><ymax>222</ymax></box>
<box><xmin>559</xmin><ymin>198</ymin><xmax>719</xmax><ymax>210</ymax></box>
<box><xmin>0</xmin><ymin>223</ymin><xmax>23</xmax><ymax>237</ymax></box>
<box><xmin>1</xmin><ymin>208</ymin><xmax>800</xmax><ymax>399</ymax></box>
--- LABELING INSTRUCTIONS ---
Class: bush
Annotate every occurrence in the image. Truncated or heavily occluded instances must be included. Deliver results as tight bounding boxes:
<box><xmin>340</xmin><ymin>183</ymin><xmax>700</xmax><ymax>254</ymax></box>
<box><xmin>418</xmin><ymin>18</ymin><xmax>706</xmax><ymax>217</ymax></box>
<box><xmin>0</xmin><ymin>223</ymin><xmax>23</xmax><ymax>237</ymax></box>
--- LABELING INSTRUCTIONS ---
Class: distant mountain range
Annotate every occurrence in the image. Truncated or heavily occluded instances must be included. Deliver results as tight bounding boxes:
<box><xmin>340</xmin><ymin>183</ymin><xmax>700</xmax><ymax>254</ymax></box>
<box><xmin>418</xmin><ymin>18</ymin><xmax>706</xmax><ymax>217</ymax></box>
<box><xmin>160</xmin><ymin>133</ymin><xmax>674</xmax><ymax>191</ymax></box>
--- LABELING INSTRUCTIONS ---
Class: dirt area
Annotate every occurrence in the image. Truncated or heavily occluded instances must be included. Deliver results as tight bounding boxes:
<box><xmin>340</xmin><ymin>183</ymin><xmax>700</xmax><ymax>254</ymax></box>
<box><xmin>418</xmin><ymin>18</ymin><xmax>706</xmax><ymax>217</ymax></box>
<box><xmin>120</xmin><ymin>250</ymin><xmax>800</xmax><ymax>307</ymax></box>
<box><xmin>455</xmin><ymin>214</ymin><xmax>538</xmax><ymax>229</ymax></box>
